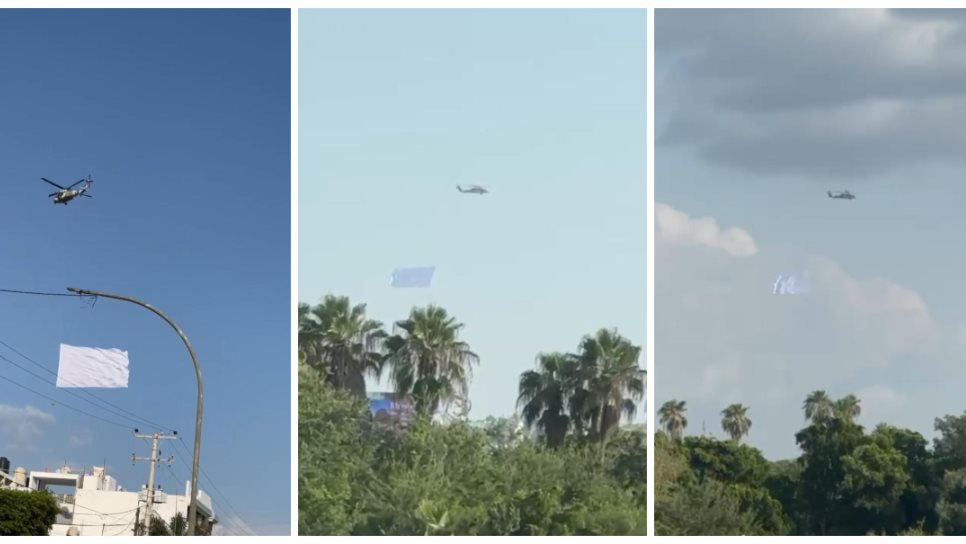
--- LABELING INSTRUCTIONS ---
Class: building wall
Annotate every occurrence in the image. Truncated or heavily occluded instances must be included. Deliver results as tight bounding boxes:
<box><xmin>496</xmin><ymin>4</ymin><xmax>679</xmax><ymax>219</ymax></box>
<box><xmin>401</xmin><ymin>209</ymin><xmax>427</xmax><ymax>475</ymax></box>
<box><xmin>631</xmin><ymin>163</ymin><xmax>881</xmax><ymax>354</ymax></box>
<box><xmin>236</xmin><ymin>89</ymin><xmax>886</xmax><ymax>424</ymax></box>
<box><xmin>52</xmin><ymin>488</ymin><xmax>213</xmax><ymax>536</ymax></box>
<box><xmin>53</xmin><ymin>489</ymin><xmax>140</xmax><ymax>536</ymax></box>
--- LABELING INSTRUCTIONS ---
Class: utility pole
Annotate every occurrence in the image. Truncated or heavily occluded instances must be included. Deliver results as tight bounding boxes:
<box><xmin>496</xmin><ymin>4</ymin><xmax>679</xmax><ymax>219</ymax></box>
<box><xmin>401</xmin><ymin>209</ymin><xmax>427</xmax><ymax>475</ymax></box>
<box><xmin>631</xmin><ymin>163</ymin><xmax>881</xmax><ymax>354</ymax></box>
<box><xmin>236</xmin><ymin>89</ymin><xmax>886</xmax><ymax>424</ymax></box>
<box><xmin>69</xmin><ymin>287</ymin><xmax>204</xmax><ymax>535</ymax></box>
<box><xmin>133</xmin><ymin>431</ymin><xmax>175</xmax><ymax>535</ymax></box>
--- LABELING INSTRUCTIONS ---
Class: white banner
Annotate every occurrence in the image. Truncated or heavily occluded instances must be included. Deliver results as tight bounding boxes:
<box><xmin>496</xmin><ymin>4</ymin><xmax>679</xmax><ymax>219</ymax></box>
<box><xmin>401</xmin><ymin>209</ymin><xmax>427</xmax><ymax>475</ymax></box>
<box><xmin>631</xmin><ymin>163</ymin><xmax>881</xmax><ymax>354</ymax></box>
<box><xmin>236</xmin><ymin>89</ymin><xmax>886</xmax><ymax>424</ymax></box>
<box><xmin>56</xmin><ymin>344</ymin><xmax>130</xmax><ymax>388</ymax></box>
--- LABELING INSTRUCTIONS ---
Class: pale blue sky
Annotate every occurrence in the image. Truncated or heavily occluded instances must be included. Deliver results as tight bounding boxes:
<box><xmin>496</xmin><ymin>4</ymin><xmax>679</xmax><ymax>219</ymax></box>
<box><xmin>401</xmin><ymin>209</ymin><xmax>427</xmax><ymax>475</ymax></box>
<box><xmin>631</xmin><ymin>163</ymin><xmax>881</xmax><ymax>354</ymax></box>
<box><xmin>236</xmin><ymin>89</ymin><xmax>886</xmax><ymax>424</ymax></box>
<box><xmin>656</xmin><ymin>9</ymin><xmax>966</xmax><ymax>459</ymax></box>
<box><xmin>299</xmin><ymin>9</ymin><xmax>646</xmax><ymax>422</ymax></box>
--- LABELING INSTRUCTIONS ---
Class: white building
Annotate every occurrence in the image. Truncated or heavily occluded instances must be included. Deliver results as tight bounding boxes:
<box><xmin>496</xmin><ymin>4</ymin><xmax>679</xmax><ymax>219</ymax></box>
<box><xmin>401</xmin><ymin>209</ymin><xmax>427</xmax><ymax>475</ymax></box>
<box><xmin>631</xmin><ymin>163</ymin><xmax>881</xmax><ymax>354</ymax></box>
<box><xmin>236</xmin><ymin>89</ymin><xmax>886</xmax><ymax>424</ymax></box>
<box><xmin>27</xmin><ymin>465</ymin><xmax>216</xmax><ymax>536</ymax></box>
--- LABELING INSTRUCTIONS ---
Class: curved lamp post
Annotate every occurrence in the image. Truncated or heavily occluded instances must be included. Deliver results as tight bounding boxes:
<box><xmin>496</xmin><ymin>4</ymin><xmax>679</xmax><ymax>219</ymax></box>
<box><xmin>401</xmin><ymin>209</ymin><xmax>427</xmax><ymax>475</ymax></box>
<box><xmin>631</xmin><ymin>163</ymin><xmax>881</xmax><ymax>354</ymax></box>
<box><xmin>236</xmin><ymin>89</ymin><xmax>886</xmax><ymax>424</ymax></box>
<box><xmin>67</xmin><ymin>287</ymin><xmax>203</xmax><ymax>536</ymax></box>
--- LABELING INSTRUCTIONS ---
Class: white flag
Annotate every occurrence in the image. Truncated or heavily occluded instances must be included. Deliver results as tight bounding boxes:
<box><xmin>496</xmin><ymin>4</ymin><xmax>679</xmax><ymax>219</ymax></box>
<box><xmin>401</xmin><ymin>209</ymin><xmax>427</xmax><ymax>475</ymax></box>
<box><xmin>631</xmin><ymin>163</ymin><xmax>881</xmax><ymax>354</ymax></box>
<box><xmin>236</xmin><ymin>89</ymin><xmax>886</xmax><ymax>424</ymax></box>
<box><xmin>56</xmin><ymin>344</ymin><xmax>130</xmax><ymax>388</ymax></box>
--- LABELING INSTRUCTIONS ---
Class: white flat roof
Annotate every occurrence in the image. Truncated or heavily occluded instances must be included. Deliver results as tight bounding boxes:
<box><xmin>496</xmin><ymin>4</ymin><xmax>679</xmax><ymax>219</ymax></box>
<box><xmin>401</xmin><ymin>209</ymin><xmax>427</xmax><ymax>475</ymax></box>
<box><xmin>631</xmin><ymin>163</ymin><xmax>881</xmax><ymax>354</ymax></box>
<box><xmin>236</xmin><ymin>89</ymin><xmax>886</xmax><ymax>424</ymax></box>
<box><xmin>29</xmin><ymin>471</ymin><xmax>80</xmax><ymax>488</ymax></box>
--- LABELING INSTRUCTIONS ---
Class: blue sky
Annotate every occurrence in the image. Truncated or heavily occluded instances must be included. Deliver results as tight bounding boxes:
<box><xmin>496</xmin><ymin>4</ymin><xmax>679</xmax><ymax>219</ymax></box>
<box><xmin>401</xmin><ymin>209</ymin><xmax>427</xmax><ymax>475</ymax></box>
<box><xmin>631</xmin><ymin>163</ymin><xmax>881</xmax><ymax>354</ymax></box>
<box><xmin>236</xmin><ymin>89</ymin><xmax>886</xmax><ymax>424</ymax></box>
<box><xmin>656</xmin><ymin>9</ymin><xmax>966</xmax><ymax>459</ymax></box>
<box><xmin>0</xmin><ymin>9</ymin><xmax>290</xmax><ymax>535</ymax></box>
<box><xmin>299</xmin><ymin>10</ymin><xmax>645</xmax><ymax>422</ymax></box>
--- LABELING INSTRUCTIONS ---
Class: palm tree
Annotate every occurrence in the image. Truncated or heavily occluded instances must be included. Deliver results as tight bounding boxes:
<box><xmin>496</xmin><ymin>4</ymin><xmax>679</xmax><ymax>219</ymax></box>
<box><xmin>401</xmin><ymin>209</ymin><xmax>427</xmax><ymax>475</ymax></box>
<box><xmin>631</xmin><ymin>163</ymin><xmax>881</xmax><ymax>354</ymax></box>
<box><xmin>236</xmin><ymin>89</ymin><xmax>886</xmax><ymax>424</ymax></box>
<box><xmin>298</xmin><ymin>295</ymin><xmax>387</xmax><ymax>398</ymax></box>
<box><xmin>720</xmin><ymin>403</ymin><xmax>752</xmax><ymax>443</ymax></box>
<box><xmin>575</xmin><ymin>328</ymin><xmax>644</xmax><ymax>443</ymax></box>
<box><xmin>659</xmin><ymin>400</ymin><xmax>688</xmax><ymax>441</ymax></box>
<box><xmin>517</xmin><ymin>352</ymin><xmax>579</xmax><ymax>448</ymax></box>
<box><xmin>803</xmin><ymin>390</ymin><xmax>835</xmax><ymax>423</ymax></box>
<box><xmin>835</xmin><ymin>394</ymin><xmax>861</xmax><ymax>422</ymax></box>
<box><xmin>384</xmin><ymin>305</ymin><xmax>479</xmax><ymax>418</ymax></box>
<box><xmin>297</xmin><ymin>302</ymin><xmax>316</xmax><ymax>365</ymax></box>
<box><xmin>168</xmin><ymin>513</ymin><xmax>188</xmax><ymax>536</ymax></box>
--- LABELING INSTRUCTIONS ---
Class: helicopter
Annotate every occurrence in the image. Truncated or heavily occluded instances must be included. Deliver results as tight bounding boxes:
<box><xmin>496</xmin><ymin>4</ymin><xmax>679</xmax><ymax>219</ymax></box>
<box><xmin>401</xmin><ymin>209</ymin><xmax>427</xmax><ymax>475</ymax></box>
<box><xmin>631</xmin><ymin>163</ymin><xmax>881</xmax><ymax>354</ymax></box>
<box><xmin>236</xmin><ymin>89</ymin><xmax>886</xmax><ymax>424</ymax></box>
<box><xmin>827</xmin><ymin>190</ymin><xmax>855</xmax><ymax>200</ymax></box>
<box><xmin>42</xmin><ymin>175</ymin><xmax>93</xmax><ymax>205</ymax></box>
<box><xmin>456</xmin><ymin>184</ymin><xmax>488</xmax><ymax>194</ymax></box>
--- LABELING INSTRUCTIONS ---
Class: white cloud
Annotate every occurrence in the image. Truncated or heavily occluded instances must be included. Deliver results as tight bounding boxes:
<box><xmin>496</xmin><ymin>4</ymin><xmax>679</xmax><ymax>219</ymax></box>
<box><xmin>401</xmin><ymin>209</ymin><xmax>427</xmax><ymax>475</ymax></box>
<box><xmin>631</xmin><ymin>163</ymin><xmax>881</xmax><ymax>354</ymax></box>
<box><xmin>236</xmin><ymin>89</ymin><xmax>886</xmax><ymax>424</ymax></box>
<box><xmin>0</xmin><ymin>404</ymin><xmax>55</xmax><ymax>452</ymax></box>
<box><xmin>68</xmin><ymin>429</ymin><xmax>93</xmax><ymax>448</ymax></box>
<box><xmin>656</xmin><ymin>208</ymin><xmax>957</xmax><ymax>457</ymax></box>
<box><xmin>656</xmin><ymin>202</ymin><xmax>758</xmax><ymax>257</ymax></box>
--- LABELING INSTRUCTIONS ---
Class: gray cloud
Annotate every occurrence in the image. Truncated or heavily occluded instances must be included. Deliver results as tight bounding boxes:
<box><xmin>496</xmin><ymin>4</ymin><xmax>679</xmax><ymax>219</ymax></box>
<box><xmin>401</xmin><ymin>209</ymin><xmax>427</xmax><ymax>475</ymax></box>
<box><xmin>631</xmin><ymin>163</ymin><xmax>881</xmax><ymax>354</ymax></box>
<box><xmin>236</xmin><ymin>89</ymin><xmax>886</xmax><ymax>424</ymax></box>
<box><xmin>657</xmin><ymin>9</ymin><xmax>966</xmax><ymax>178</ymax></box>
<box><xmin>0</xmin><ymin>404</ymin><xmax>55</xmax><ymax>452</ymax></box>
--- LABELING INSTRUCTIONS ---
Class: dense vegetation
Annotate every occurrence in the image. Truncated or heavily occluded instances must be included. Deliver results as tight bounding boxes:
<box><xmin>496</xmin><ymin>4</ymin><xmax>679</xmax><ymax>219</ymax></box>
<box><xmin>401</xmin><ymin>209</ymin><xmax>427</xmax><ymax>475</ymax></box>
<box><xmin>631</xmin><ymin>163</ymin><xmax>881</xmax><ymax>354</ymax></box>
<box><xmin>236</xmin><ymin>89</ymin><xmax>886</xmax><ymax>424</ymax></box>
<box><xmin>298</xmin><ymin>295</ymin><xmax>646</xmax><ymax>535</ymax></box>
<box><xmin>656</xmin><ymin>393</ymin><xmax>966</xmax><ymax>536</ymax></box>
<box><xmin>0</xmin><ymin>488</ymin><xmax>59</xmax><ymax>536</ymax></box>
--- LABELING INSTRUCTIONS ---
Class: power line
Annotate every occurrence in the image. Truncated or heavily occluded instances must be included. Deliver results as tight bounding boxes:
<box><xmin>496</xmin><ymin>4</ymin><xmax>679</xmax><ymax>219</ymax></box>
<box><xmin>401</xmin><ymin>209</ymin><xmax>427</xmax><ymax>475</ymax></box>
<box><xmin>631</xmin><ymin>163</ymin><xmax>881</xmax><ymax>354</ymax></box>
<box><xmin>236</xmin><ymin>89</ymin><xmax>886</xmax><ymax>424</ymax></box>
<box><xmin>0</xmin><ymin>373</ymin><xmax>132</xmax><ymax>429</ymax></box>
<box><xmin>0</xmin><ymin>288</ymin><xmax>87</xmax><ymax>297</ymax></box>
<box><xmin>0</xmin><ymin>338</ymin><xmax>175</xmax><ymax>432</ymax></box>
<box><xmin>172</xmin><ymin>439</ymin><xmax>255</xmax><ymax>536</ymax></box>
<box><xmin>0</xmin><ymin>353</ymin><xmax>147</xmax><ymax>429</ymax></box>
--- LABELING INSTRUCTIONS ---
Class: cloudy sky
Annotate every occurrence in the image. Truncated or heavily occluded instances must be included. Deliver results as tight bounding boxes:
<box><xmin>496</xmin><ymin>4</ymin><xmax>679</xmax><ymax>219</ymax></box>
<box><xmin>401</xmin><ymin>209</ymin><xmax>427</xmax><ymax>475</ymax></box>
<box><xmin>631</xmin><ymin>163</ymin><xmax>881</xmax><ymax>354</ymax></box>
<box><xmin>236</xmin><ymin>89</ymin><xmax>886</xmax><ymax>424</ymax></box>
<box><xmin>656</xmin><ymin>9</ymin><xmax>966</xmax><ymax>459</ymax></box>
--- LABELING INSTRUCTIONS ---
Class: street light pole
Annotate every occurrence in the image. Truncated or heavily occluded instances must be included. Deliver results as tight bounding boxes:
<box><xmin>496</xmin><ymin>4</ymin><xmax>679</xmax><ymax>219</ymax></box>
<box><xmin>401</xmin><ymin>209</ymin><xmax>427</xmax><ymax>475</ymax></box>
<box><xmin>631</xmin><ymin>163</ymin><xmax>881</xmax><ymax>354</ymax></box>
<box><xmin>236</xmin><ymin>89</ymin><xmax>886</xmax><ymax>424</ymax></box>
<box><xmin>67</xmin><ymin>287</ymin><xmax>203</xmax><ymax>536</ymax></box>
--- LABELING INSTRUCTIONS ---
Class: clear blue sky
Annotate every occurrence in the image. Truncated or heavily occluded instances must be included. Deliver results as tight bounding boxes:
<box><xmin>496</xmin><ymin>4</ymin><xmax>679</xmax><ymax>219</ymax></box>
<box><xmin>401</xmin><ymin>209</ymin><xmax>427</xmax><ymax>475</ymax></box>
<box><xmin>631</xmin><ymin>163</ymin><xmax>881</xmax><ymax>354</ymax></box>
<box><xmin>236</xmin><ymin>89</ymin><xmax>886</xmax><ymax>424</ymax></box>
<box><xmin>656</xmin><ymin>9</ymin><xmax>966</xmax><ymax>459</ymax></box>
<box><xmin>299</xmin><ymin>9</ymin><xmax>646</xmax><ymax>422</ymax></box>
<box><xmin>0</xmin><ymin>9</ymin><xmax>290</xmax><ymax>535</ymax></box>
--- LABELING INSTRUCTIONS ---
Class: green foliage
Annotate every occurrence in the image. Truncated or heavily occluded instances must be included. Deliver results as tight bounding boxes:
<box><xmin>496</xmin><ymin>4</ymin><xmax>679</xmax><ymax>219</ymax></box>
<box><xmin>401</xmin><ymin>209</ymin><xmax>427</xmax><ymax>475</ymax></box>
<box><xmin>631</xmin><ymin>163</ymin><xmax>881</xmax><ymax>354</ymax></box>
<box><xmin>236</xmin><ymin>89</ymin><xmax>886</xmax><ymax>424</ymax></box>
<box><xmin>0</xmin><ymin>488</ymin><xmax>59</xmax><ymax>536</ymax></box>
<box><xmin>517</xmin><ymin>330</ymin><xmax>644</xmax><ymax>448</ymax></box>
<box><xmin>168</xmin><ymin>512</ymin><xmax>188</xmax><ymax>536</ymax></box>
<box><xmin>298</xmin><ymin>375</ymin><xmax>645</xmax><ymax>535</ymax></box>
<box><xmin>297</xmin><ymin>298</ymin><xmax>644</xmax><ymax>535</ymax></box>
<box><xmin>658</xmin><ymin>392</ymin><xmax>966</xmax><ymax>536</ymax></box>
<box><xmin>938</xmin><ymin>468</ymin><xmax>966</xmax><ymax>535</ymax></box>
<box><xmin>298</xmin><ymin>363</ymin><xmax>375</xmax><ymax>535</ymax></box>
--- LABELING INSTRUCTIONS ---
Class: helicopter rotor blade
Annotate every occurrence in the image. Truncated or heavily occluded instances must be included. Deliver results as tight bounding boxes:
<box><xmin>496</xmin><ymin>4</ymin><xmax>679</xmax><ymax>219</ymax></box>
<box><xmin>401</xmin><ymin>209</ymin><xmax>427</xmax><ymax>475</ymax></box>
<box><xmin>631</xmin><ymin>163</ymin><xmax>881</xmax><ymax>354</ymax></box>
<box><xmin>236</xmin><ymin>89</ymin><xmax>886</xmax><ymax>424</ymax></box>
<box><xmin>66</xmin><ymin>179</ymin><xmax>86</xmax><ymax>189</ymax></box>
<box><xmin>41</xmin><ymin>178</ymin><xmax>66</xmax><ymax>189</ymax></box>
<box><xmin>48</xmin><ymin>192</ymin><xmax>60</xmax><ymax>197</ymax></box>
<box><xmin>81</xmin><ymin>194</ymin><xmax>92</xmax><ymax>198</ymax></box>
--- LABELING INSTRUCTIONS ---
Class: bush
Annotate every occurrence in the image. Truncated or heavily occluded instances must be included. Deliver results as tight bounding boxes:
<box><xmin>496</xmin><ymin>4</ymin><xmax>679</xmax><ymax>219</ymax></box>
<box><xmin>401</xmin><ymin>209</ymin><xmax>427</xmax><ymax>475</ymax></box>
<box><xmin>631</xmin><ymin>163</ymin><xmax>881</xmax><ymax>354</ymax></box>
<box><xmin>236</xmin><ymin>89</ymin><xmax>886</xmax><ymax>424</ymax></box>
<box><xmin>0</xmin><ymin>488</ymin><xmax>60</xmax><ymax>536</ymax></box>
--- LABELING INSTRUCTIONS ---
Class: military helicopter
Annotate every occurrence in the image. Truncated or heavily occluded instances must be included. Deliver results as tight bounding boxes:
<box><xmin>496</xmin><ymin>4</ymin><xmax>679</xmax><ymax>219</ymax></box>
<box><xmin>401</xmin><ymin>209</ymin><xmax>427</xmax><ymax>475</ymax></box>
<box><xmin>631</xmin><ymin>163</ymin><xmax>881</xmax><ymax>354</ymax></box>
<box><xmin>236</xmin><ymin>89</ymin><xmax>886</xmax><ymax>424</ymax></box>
<box><xmin>827</xmin><ymin>190</ymin><xmax>855</xmax><ymax>200</ymax></box>
<box><xmin>456</xmin><ymin>184</ymin><xmax>488</xmax><ymax>194</ymax></box>
<box><xmin>41</xmin><ymin>175</ymin><xmax>93</xmax><ymax>205</ymax></box>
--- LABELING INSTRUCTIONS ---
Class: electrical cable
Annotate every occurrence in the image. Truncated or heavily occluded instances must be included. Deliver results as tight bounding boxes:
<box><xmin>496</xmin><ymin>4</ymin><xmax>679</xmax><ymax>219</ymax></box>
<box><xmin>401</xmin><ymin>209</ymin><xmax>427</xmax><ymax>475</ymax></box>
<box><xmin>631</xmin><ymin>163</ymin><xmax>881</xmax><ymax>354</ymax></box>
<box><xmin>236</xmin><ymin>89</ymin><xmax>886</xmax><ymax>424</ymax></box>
<box><xmin>0</xmin><ymin>338</ymin><xmax>175</xmax><ymax>432</ymax></box>
<box><xmin>0</xmin><ymin>373</ymin><xmax>131</xmax><ymax>429</ymax></box>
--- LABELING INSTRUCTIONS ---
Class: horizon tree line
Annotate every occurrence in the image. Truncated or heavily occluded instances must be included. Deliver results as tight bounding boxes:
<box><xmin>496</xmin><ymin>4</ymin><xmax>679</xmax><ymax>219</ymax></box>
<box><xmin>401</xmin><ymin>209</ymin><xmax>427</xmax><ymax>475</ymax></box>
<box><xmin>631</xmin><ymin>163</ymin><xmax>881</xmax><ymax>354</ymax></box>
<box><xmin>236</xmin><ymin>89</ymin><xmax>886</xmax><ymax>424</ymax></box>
<box><xmin>658</xmin><ymin>390</ymin><xmax>865</xmax><ymax>445</ymax></box>
<box><xmin>298</xmin><ymin>294</ymin><xmax>645</xmax><ymax>447</ymax></box>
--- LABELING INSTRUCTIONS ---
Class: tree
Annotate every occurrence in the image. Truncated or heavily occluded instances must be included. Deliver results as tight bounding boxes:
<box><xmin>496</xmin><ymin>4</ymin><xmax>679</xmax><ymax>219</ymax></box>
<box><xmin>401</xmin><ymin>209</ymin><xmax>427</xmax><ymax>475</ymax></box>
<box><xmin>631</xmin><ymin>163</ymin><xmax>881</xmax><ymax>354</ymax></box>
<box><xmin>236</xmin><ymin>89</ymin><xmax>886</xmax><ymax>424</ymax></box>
<box><xmin>659</xmin><ymin>400</ymin><xmax>688</xmax><ymax>441</ymax></box>
<box><xmin>835</xmin><ymin>394</ymin><xmax>862</xmax><ymax>423</ymax></box>
<box><xmin>839</xmin><ymin>440</ymin><xmax>911</xmax><ymax>534</ymax></box>
<box><xmin>481</xmin><ymin>415</ymin><xmax>528</xmax><ymax>451</ymax></box>
<box><xmin>934</xmin><ymin>412</ymin><xmax>966</xmax><ymax>471</ymax></box>
<box><xmin>298</xmin><ymin>295</ymin><xmax>387</xmax><ymax>398</ymax></box>
<box><xmin>683</xmin><ymin>436</ymin><xmax>770</xmax><ymax>488</ymax></box>
<box><xmin>384</xmin><ymin>305</ymin><xmax>479</xmax><ymax>418</ymax></box>
<box><xmin>0</xmin><ymin>489</ymin><xmax>59</xmax><ymax>536</ymax></box>
<box><xmin>517</xmin><ymin>352</ymin><xmax>578</xmax><ymax>448</ymax></box>
<box><xmin>168</xmin><ymin>512</ymin><xmax>188</xmax><ymax>536</ymax></box>
<box><xmin>656</xmin><ymin>478</ymin><xmax>762</xmax><ymax>535</ymax></box>
<box><xmin>795</xmin><ymin>415</ymin><xmax>866</xmax><ymax>535</ymax></box>
<box><xmin>938</xmin><ymin>468</ymin><xmax>966</xmax><ymax>536</ymax></box>
<box><xmin>721</xmin><ymin>404</ymin><xmax>752</xmax><ymax>443</ymax></box>
<box><xmin>872</xmin><ymin>424</ymin><xmax>939</xmax><ymax>533</ymax></box>
<box><xmin>298</xmin><ymin>363</ymin><xmax>375</xmax><ymax>535</ymax></box>
<box><xmin>573</xmin><ymin>328</ymin><xmax>644</xmax><ymax>443</ymax></box>
<box><xmin>803</xmin><ymin>390</ymin><xmax>834</xmax><ymax>423</ymax></box>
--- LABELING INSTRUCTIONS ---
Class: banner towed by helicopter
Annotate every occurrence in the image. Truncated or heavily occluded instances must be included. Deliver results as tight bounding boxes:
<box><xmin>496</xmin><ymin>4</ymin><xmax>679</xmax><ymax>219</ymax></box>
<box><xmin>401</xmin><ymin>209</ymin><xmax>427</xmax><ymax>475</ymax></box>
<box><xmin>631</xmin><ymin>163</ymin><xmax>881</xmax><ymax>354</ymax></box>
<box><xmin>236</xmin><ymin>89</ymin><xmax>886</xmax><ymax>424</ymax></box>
<box><xmin>56</xmin><ymin>344</ymin><xmax>129</xmax><ymax>388</ymax></box>
<box><xmin>772</xmin><ymin>272</ymin><xmax>810</xmax><ymax>295</ymax></box>
<box><xmin>390</xmin><ymin>266</ymin><xmax>436</xmax><ymax>288</ymax></box>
